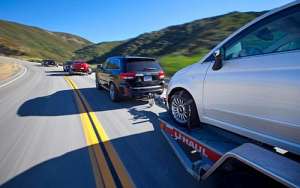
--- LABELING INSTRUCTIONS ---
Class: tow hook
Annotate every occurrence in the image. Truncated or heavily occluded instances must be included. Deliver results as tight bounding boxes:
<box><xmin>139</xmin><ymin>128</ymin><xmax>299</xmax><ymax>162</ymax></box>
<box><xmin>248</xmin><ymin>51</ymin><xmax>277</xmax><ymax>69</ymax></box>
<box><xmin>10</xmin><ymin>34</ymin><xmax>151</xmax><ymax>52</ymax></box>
<box><xmin>148</xmin><ymin>93</ymin><xmax>155</xmax><ymax>107</ymax></box>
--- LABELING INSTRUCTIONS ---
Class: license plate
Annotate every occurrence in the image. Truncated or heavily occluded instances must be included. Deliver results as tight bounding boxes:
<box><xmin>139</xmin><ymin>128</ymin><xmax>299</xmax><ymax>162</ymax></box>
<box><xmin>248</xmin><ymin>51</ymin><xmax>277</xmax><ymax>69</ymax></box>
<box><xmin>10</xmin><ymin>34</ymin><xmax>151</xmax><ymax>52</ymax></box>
<box><xmin>144</xmin><ymin>75</ymin><xmax>152</xmax><ymax>81</ymax></box>
<box><xmin>80</xmin><ymin>67</ymin><xmax>84</xmax><ymax>69</ymax></box>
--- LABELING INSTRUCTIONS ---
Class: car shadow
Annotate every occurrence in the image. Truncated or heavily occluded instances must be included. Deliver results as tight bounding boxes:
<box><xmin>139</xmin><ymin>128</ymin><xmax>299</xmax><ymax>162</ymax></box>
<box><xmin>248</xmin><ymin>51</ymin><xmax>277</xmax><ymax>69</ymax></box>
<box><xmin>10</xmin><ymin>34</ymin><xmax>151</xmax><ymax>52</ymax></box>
<box><xmin>46</xmin><ymin>73</ymin><xmax>70</xmax><ymax>76</ymax></box>
<box><xmin>1</xmin><ymin>146</ymin><xmax>96</xmax><ymax>188</ymax></box>
<box><xmin>1</xmin><ymin>133</ymin><xmax>212</xmax><ymax>188</ymax></box>
<box><xmin>15</xmin><ymin>87</ymin><xmax>219</xmax><ymax>188</ymax></box>
<box><xmin>44</xmin><ymin>71</ymin><xmax>63</xmax><ymax>73</ymax></box>
<box><xmin>17</xmin><ymin>87</ymin><xmax>148</xmax><ymax>117</ymax></box>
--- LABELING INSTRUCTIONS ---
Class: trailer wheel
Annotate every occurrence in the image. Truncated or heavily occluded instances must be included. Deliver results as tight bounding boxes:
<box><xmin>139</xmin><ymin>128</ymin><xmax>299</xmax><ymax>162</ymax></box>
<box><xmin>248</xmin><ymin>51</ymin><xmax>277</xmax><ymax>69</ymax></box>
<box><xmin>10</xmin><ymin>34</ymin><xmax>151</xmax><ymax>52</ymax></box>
<box><xmin>169</xmin><ymin>90</ymin><xmax>200</xmax><ymax>127</ymax></box>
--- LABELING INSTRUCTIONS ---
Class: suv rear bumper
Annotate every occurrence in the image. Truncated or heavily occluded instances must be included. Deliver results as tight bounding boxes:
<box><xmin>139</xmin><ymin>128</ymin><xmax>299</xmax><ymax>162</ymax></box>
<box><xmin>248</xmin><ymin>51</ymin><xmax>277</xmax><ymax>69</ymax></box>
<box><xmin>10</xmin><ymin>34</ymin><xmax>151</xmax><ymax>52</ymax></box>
<box><xmin>119</xmin><ymin>84</ymin><xmax>164</xmax><ymax>98</ymax></box>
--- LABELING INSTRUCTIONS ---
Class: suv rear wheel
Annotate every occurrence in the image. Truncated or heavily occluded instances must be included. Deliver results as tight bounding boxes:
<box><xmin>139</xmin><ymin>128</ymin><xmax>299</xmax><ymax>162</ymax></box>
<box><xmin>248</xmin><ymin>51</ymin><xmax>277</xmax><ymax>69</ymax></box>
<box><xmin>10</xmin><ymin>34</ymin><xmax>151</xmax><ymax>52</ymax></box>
<box><xmin>169</xmin><ymin>90</ymin><xmax>200</xmax><ymax>127</ymax></box>
<box><xmin>109</xmin><ymin>83</ymin><xmax>120</xmax><ymax>102</ymax></box>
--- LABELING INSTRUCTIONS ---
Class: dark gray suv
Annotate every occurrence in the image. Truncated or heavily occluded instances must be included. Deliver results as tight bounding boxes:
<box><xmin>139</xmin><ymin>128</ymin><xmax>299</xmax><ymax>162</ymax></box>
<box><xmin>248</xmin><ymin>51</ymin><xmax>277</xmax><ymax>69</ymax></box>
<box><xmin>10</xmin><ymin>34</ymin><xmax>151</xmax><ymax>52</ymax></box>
<box><xmin>95</xmin><ymin>56</ymin><xmax>165</xmax><ymax>102</ymax></box>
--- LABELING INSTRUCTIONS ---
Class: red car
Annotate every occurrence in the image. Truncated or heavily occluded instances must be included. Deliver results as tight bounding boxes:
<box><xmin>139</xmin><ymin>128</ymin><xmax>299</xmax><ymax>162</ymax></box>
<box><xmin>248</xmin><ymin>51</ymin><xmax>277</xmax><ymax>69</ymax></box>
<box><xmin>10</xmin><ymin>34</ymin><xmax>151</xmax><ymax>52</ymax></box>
<box><xmin>69</xmin><ymin>60</ymin><xmax>92</xmax><ymax>75</ymax></box>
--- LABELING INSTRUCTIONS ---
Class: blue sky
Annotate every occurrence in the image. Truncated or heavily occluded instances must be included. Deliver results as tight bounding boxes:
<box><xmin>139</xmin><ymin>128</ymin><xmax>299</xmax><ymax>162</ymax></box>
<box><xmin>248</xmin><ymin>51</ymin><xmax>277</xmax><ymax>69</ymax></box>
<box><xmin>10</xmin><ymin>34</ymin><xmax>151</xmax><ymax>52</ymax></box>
<box><xmin>0</xmin><ymin>0</ymin><xmax>293</xmax><ymax>43</ymax></box>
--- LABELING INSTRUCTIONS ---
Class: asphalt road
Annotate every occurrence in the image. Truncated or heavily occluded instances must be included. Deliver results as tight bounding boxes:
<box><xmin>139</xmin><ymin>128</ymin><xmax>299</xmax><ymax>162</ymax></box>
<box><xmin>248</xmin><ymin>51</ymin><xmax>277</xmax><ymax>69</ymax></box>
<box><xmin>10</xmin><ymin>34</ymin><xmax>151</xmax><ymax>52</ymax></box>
<box><xmin>0</xmin><ymin>59</ymin><xmax>215</xmax><ymax>188</ymax></box>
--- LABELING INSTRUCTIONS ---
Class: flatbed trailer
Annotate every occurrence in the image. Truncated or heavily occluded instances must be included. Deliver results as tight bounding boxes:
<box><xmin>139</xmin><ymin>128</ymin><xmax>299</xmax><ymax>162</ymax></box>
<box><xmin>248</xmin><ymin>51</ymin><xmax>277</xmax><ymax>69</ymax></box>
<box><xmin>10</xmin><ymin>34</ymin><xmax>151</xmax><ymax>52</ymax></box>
<box><xmin>158</xmin><ymin>112</ymin><xmax>300</xmax><ymax>187</ymax></box>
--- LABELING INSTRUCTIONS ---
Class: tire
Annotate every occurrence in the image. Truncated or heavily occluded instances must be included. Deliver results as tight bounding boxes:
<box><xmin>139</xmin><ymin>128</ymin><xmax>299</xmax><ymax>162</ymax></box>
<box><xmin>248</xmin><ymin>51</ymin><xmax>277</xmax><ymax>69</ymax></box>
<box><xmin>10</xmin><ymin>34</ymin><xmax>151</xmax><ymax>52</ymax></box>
<box><xmin>96</xmin><ymin>79</ymin><xmax>102</xmax><ymax>90</ymax></box>
<box><xmin>88</xmin><ymin>68</ymin><xmax>92</xmax><ymax>74</ymax></box>
<box><xmin>109</xmin><ymin>83</ymin><xmax>120</xmax><ymax>102</ymax></box>
<box><xmin>169</xmin><ymin>90</ymin><xmax>200</xmax><ymax>127</ymax></box>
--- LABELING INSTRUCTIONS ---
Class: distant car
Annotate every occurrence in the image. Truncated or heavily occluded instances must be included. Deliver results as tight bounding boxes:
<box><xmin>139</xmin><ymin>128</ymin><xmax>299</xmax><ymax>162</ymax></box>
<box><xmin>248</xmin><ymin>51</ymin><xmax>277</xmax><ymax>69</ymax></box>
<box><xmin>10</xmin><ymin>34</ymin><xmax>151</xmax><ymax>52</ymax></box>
<box><xmin>95</xmin><ymin>56</ymin><xmax>165</xmax><ymax>102</ymax></box>
<box><xmin>63</xmin><ymin>61</ymin><xmax>73</xmax><ymax>72</ymax></box>
<box><xmin>69</xmin><ymin>60</ymin><xmax>90</xmax><ymax>75</ymax></box>
<box><xmin>42</xmin><ymin>59</ymin><xmax>57</xmax><ymax>67</ymax></box>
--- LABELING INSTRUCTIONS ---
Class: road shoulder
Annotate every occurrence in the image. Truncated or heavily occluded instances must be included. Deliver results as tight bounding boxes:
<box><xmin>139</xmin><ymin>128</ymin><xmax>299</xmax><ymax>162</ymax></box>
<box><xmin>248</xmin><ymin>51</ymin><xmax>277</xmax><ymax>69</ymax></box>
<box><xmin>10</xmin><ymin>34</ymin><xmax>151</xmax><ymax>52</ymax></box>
<box><xmin>0</xmin><ymin>56</ymin><xmax>27</xmax><ymax>88</ymax></box>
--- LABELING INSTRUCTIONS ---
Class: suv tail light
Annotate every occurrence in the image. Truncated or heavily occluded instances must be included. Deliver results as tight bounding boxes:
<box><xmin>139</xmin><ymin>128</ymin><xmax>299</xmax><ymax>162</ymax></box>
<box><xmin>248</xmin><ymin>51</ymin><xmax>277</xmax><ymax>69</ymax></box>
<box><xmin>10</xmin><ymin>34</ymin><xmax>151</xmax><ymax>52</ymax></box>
<box><xmin>120</xmin><ymin>72</ymin><xmax>136</xmax><ymax>80</ymax></box>
<box><xmin>158</xmin><ymin>70</ymin><xmax>165</xmax><ymax>79</ymax></box>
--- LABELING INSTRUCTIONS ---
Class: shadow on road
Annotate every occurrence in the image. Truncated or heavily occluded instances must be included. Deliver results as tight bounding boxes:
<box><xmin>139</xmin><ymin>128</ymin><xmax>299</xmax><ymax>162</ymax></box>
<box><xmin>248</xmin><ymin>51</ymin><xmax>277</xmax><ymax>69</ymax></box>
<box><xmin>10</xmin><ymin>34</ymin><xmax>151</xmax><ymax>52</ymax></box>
<box><xmin>44</xmin><ymin>71</ymin><xmax>63</xmax><ymax>73</ymax></box>
<box><xmin>15</xmin><ymin>86</ymin><xmax>220</xmax><ymax>188</ymax></box>
<box><xmin>1</xmin><ymin>132</ymin><xmax>209</xmax><ymax>188</ymax></box>
<box><xmin>17</xmin><ymin>87</ymin><xmax>147</xmax><ymax>117</ymax></box>
<box><xmin>2</xmin><ymin>146</ymin><xmax>96</xmax><ymax>188</ymax></box>
<box><xmin>46</xmin><ymin>73</ymin><xmax>70</xmax><ymax>76</ymax></box>
<box><xmin>18</xmin><ymin>89</ymin><xmax>76</xmax><ymax>116</ymax></box>
<box><xmin>44</xmin><ymin>70</ymin><xmax>69</xmax><ymax>76</ymax></box>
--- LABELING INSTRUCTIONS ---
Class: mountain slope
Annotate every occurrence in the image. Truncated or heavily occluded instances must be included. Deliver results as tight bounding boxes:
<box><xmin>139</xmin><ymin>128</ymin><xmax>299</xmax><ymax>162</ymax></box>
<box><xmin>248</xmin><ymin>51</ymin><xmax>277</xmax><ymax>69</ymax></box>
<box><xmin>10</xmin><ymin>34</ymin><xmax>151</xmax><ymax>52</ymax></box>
<box><xmin>0</xmin><ymin>20</ymin><xmax>92</xmax><ymax>62</ymax></box>
<box><xmin>73</xmin><ymin>41</ymin><xmax>124</xmax><ymax>60</ymax></box>
<box><xmin>53</xmin><ymin>32</ymin><xmax>92</xmax><ymax>49</ymax></box>
<box><xmin>89</xmin><ymin>11</ymin><xmax>264</xmax><ymax>66</ymax></box>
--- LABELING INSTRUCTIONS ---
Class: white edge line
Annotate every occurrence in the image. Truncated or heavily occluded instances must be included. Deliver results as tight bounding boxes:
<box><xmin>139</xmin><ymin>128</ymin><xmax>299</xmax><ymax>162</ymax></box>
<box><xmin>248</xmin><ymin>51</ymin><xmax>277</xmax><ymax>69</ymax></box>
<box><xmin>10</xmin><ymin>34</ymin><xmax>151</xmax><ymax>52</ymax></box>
<box><xmin>0</xmin><ymin>65</ymin><xmax>27</xmax><ymax>88</ymax></box>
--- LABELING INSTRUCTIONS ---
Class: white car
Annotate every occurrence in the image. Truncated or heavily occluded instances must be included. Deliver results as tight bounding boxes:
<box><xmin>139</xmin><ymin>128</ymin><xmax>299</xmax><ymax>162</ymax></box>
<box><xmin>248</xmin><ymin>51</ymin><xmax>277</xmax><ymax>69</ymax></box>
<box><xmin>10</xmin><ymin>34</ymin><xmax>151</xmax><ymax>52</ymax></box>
<box><xmin>167</xmin><ymin>1</ymin><xmax>300</xmax><ymax>156</ymax></box>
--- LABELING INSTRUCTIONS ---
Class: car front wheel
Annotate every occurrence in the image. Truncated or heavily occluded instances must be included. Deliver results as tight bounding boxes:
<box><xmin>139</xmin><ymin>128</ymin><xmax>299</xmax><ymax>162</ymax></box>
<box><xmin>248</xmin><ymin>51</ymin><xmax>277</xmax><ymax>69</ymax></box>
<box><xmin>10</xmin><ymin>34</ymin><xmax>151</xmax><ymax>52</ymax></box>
<box><xmin>169</xmin><ymin>90</ymin><xmax>200</xmax><ymax>127</ymax></box>
<box><xmin>96</xmin><ymin>79</ymin><xmax>102</xmax><ymax>90</ymax></box>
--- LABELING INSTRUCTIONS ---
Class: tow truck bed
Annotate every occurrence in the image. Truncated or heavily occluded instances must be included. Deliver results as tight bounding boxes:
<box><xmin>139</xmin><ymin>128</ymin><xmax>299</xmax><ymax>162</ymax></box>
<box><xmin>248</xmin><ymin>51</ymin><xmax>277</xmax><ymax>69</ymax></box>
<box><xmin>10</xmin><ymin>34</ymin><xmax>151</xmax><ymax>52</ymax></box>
<box><xmin>158</xmin><ymin>112</ymin><xmax>300</xmax><ymax>187</ymax></box>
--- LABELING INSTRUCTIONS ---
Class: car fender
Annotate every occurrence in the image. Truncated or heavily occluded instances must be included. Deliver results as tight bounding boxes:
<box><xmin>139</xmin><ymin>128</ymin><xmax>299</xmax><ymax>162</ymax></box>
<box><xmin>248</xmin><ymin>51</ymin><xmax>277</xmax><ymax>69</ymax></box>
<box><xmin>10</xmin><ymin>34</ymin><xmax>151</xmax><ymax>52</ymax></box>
<box><xmin>167</xmin><ymin>62</ymin><xmax>211</xmax><ymax>117</ymax></box>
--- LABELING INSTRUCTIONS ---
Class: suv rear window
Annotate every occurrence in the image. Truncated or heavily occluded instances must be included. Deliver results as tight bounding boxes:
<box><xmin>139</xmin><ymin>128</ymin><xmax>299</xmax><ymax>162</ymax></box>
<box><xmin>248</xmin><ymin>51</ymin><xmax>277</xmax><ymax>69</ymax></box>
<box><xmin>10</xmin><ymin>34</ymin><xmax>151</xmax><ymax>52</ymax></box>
<box><xmin>126</xmin><ymin>59</ymin><xmax>162</xmax><ymax>72</ymax></box>
<box><xmin>65</xmin><ymin>61</ymin><xmax>72</xmax><ymax>65</ymax></box>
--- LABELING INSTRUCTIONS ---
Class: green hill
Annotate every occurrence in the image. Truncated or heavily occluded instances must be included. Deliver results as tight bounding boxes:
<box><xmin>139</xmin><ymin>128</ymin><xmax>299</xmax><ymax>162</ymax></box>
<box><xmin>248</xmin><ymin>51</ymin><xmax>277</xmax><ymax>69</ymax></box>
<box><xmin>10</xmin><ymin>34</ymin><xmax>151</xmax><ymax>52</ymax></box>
<box><xmin>0</xmin><ymin>20</ymin><xmax>92</xmax><ymax>62</ymax></box>
<box><xmin>0</xmin><ymin>10</ymin><xmax>265</xmax><ymax>74</ymax></box>
<box><xmin>73</xmin><ymin>41</ymin><xmax>124</xmax><ymax>60</ymax></box>
<box><xmin>87</xmin><ymin>11</ymin><xmax>264</xmax><ymax>75</ymax></box>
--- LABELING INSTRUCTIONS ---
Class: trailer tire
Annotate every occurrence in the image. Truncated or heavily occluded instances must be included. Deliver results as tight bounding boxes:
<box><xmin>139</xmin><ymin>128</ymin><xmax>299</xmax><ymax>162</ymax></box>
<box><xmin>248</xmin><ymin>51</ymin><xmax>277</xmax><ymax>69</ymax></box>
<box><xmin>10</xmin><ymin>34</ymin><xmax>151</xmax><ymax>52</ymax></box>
<box><xmin>169</xmin><ymin>90</ymin><xmax>200</xmax><ymax>128</ymax></box>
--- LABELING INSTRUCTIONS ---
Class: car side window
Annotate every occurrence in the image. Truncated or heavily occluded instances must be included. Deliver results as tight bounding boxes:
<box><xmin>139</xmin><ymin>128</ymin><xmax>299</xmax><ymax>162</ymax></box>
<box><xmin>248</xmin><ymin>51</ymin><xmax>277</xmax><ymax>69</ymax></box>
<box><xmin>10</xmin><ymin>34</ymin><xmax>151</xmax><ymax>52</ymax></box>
<box><xmin>107</xmin><ymin>59</ymin><xmax>120</xmax><ymax>69</ymax></box>
<box><xmin>224</xmin><ymin>6</ymin><xmax>300</xmax><ymax>60</ymax></box>
<box><xmin>106</xmin><ymin>60</ymin><xmax>113</xmax><ymax>69</ymax></box>
<box><xmin>102</xmin><ymin>60</ymin><xmax>108</xmax><ymax>69</ymax></box>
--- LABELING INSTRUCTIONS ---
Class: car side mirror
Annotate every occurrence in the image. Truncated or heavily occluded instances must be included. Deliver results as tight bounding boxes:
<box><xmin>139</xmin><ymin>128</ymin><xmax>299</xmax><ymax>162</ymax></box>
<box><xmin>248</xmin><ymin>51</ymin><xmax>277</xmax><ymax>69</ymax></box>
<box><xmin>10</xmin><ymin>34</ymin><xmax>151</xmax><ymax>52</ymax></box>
<box><xmin>212</xmin><ymin>49</ymin><xmax>223</xmax><ymax>71</ymax></box>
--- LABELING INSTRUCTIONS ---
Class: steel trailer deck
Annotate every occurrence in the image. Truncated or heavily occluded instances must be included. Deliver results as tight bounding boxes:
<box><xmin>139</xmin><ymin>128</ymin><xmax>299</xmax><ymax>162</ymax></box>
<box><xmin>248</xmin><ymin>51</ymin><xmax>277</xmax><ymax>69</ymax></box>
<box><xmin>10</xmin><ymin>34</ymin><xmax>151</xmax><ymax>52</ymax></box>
<box><xmin>158</xmin><ymin>112</ymin><xmax>300</xmax><ymax>187</ymax></box>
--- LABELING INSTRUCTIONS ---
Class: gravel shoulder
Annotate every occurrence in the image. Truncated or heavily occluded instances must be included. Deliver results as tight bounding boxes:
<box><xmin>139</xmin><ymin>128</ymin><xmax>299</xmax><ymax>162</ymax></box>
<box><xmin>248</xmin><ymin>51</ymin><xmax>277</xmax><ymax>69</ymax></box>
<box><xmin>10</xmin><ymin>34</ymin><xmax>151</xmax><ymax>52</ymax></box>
<box><xmin>0</xmin><ymin>56</ymin><xmax>29</xmax><ymax>87</ymax></box>
<box><xmin>0</xmin><ymin>56</ymin><xmax>24</xmax><ymax>81</ymax></box>
<box><xmin>0</xmin><ymin>62</ymin><xmax>21</xmax><ymax>81</ymax></box>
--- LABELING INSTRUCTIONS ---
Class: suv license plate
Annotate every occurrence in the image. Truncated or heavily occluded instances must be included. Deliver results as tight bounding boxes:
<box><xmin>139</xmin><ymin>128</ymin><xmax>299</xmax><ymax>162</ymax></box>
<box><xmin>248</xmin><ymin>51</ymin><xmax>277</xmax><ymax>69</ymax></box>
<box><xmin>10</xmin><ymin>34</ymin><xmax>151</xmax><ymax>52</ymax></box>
<box><xmin>144</xmin><ymin>75</ymin><xmax>152</xmax><ymax>81</ymax></box>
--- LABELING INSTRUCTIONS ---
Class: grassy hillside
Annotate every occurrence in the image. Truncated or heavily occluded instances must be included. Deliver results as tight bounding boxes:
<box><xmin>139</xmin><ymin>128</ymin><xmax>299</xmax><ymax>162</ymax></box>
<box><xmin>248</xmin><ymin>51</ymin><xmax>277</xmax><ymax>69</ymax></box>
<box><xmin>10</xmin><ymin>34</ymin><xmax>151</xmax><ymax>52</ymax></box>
<box><xmin>159</xmin><ymin>49</ymin><xmax>210</xmax><ymax>75</ymax></box>
<box><xmin>87</xmin><ymin>11</ymin><xmax>264</xmax><ymax>75</ymax></box>
<box><xmin>107</xmin><ymin>11</ymin><xmax>263</xmax><ymax>57</ymax></box>
<box><xmin>0</xmin><ymin>20</ymin><xmax>92</xmax><ymax>62</ymax></box>
<box><xmin>73</xmin><ymin>41</ymin><xmax>123</xmax><ymax>60</ymax></box>
<box><xmin>0</xmin><ymin>10</ymin><xmax>264</xmax><ymax>74</ymax></box>
<box><xmin>53</xmin><ymin>32</ymin><xmax>92</xmax><ymax>50</ymax></box>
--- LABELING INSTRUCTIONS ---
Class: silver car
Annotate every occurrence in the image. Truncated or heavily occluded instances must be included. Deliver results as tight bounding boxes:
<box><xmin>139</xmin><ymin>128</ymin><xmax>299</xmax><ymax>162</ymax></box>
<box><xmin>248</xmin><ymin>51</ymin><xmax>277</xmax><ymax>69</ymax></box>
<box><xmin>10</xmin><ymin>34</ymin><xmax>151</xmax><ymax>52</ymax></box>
<box><xmin>167</xmin><ymin>1</ymin><xmax>300</xmax><ymax>156</ymax></box>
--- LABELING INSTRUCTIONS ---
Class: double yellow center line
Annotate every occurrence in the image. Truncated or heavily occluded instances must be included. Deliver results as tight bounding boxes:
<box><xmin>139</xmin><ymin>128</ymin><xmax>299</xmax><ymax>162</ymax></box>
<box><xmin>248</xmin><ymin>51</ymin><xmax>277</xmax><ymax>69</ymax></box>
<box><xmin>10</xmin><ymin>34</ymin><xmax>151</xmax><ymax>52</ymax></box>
<box><xmin>64</xmin><ymin>77</ymin><xmax>135</xmax><ymax>188</ymax></box>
